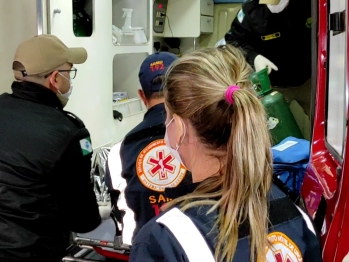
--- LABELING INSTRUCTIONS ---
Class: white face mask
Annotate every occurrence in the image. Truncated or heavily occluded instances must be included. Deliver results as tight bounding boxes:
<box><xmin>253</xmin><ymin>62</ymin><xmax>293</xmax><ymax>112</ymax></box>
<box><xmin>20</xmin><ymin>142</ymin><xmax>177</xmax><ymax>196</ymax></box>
<box><xmin>267</xmin><ymin>0</ymin><xmax>289</xmax><ymax>13</ymax></box>
<box><xmin>58</xmin><ymin>72</ymin><xmax>73</xmax><ymax>99</ymax></box>
<box><xmin>164</xmin><ymin>117</ymin><xmax>186</xmax><ymax>167</ymax></box>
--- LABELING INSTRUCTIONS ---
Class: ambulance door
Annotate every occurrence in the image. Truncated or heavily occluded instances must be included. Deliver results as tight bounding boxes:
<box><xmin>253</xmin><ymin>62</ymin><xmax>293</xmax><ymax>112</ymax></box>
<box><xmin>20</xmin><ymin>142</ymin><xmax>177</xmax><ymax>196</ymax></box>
<box><xmin>321</xmin><ymin>0</ymin><xmax>349</xmax><ymax>259</ymax></box>
<box><xmin>301</xmin><ymin>0</ymin><xmax>349</xmax><ymax>261</ymax></box>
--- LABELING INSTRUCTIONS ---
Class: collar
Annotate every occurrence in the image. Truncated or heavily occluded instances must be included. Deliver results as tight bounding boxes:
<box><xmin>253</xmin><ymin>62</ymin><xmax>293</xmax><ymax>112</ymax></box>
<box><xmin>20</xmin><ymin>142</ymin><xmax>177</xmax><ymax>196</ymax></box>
<box><xmin>11</xmin><ymin>81</ymin><xmax>63</xmax><ymax>109</ymax></box>
<box><xmin>143</xmin><ymin>103</ymin><xmax>165</xmax><ymax>120</ymax></box>
<box><xmin>164</xmin><ymin>182</ymin><xmax>200</xmax><ymax>199</ymax></box>
<box><xmin>165</xmin><ymin>182</ymin><xmax>293</xmax><ymax>203</ymax></box>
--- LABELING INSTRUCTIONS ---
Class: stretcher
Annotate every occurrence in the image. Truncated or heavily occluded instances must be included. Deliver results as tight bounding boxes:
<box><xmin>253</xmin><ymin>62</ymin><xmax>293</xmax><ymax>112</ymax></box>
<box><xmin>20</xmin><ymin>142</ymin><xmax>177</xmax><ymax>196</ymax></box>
<box><xmin>62</xmin><ymin>144</ymin><xmax>132</xmax><ymax>262</ymax></box>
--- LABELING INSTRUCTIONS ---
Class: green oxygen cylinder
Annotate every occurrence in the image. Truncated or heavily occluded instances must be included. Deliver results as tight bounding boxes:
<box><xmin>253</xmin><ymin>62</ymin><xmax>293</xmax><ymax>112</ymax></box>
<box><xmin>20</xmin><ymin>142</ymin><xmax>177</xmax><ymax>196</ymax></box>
<box><xmin>250</xmin><ymin>68</ymin><xmax>303</xmax><ymax>145</ymax></box>
<box><xmin>73</xmin><ymin>0</ymin><xmax>93</xmax><ymax>37</ymax></box>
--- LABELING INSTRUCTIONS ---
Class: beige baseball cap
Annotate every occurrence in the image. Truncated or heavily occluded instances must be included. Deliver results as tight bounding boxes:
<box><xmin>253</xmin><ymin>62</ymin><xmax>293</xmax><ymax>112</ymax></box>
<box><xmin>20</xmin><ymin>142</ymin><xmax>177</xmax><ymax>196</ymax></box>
<box><xmin>13</xmin><ymin>34</ymin><xmax>87</xmax><ymax>77</ymax></box>
<box><xmin>259</xmin><ymin>0</ymin><xmax>281</xmax><ymax>4</ymax></box>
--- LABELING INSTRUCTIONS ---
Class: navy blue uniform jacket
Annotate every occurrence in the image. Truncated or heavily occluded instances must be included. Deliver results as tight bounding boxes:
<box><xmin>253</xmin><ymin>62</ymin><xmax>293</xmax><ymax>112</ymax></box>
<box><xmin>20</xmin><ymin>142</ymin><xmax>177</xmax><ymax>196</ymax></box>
<box><xmin>130</xmin><ymin>183</ymin><xmax>322</xmax><ymax>261</ymax></box>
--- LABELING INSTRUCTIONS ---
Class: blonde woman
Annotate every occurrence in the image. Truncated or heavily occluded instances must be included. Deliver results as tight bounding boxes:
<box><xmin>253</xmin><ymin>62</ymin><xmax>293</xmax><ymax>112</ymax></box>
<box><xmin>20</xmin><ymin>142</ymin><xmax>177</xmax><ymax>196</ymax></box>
<box><xmin>129</xmin><ymin>45</ymin><xmax>321</xmax><ymax>262</ymax></box>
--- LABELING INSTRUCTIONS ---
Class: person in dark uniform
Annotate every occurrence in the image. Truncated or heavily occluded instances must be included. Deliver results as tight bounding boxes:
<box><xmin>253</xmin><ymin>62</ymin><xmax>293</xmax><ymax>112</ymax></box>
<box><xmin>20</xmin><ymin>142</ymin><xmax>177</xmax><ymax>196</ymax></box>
<box><xmin>0</xmin><ymin>35</ymin><xmax>103</xmax><ymax>262</ymax></box>
<box><xmin>115</xmin><ymin>52</ymin><xmax>192</xmax><ymax>241</ymax></box>
<box><xmin>225</xmin><ymin>0</ymin><xmax>312</xmax><ymax>139</ymax></box>
<box><xmin>129</xmin><ymin>45</ymin><xmax>322</xmax><ymax>262</ymax></box>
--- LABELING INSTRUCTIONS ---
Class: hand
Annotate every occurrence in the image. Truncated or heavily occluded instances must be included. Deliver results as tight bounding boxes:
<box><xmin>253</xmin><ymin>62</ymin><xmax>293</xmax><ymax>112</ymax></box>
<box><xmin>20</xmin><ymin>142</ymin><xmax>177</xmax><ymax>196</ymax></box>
<box><xmin>215</xmin><ymin>37</ymin><xmax>226</xmax><ymax>47</ymax></box>
<box><xmin>98</xmin><ymin>201</ymin><xmax>112</xmax><ymax>220</ymax></box>
<box><xmin>254</xmin><ymin>55</ymin><xmax>278</xmax><ymax>74</ymax></box>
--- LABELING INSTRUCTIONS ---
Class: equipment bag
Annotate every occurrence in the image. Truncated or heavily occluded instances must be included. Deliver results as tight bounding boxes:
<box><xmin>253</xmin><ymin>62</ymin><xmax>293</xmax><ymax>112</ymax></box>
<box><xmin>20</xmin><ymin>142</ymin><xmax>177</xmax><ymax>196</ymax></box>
<box><xmin>272</xmin><ymin>137</ymin><xmax>310</xmax><ymax>201</ymax></box>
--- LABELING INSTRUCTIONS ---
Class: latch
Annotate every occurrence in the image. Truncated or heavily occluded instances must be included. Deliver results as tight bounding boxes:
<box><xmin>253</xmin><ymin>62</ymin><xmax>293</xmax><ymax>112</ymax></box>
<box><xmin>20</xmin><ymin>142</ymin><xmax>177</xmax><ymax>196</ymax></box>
<box><xmin>329</xmin><ymin>10</ymin><xmax>346</xmax><ymax>36</ymax></box>
<box><xmin>113</xmin><ymin>110</ymin><xmax>123</xmax><ymax>122</ymax></box>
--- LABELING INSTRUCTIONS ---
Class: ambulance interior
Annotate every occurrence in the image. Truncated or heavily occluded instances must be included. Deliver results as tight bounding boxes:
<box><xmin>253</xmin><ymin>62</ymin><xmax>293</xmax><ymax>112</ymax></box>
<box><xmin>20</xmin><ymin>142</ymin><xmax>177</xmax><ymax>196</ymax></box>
<box><xmin>0</xmin><ymin>0</ymin><xmax>347</xmax><ymax>261</ymax></box>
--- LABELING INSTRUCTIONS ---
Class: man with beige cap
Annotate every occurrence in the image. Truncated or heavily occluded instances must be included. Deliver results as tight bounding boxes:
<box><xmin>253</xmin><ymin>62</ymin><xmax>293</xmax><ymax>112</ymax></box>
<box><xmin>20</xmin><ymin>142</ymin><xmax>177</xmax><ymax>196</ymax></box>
<box><xmin>0</xmin><ymin>35</ymin><xmax>103</xmax><ymax>262</ymax></box>
<box><xmin>225</xmin><ymin>0</ymin><xmax>312</xmax><ymax>139</ymax></box>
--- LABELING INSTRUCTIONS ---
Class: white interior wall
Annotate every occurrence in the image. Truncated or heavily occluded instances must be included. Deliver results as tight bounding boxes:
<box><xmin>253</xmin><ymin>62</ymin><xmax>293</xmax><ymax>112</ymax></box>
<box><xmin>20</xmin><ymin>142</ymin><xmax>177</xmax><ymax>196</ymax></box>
<box><xmin>171</xmin><ymin>3</ymin><xmax>242</xmax><ymax>55</ymax></box>
<box><xmin>326</xmin><ymin>0</ymin><xmax>347</xmax><ymax>156</ymax></box>
<box><xmin>0</xmin><ymin>0</ymin><xmax>37</xmax><ymax>94</ymax></box>
<box><xmin>0</xmin><ymin>1</ymin><xmax>242</xmax><ymax>150</ymax></box>
<box><xmin>50</xmin><ymin>0</ymin><xmax>115</xmax><ymax>149</ymax></box>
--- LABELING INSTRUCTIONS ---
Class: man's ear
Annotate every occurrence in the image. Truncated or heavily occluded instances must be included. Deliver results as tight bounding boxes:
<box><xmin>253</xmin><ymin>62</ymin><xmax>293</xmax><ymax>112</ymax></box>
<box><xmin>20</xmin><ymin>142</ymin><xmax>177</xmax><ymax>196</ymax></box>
<box><xmin>138</xmin><ymin>89</ymin><xmax>148</xmax><ymax>107</ymax></box>
<box><xmin>173</xmin><ymin>114</ymin><xmax>184</xmax><ymax>146</ymax></box>
<box><xmin>48</xmin><ymin>71</ymin><xmax>59</xmax><ymax>91</ymax></box>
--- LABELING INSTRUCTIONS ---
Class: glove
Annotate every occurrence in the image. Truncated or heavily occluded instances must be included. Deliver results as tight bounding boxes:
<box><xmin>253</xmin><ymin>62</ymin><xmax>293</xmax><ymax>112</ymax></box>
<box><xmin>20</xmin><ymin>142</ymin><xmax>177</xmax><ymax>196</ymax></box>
<box><xmin>254</xmin><ymin>55</ymin><xmax>278</xmax><ymax>74</ymax></box>
<box><xmin>215</xmin><ymin>37</ymin><xmax>226</xmax><ymax>47</ymax></box>
<box><xmin>98</xmin><ymin>201</ymin><xmax>112</xmax><ymax>220</ymax></box>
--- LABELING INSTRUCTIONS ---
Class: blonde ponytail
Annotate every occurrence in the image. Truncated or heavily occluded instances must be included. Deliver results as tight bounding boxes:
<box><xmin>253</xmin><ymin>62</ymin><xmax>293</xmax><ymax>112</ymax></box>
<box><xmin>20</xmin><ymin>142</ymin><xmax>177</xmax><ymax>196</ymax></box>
<box><xmin>162</xmin><ymin>45</ymin><xmax>273</xmax><ymax>262</ymax></box>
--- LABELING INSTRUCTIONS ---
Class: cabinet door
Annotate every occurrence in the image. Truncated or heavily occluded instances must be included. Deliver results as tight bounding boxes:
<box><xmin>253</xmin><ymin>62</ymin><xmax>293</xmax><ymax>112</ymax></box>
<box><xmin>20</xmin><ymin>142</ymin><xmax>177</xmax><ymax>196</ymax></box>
<box><xmin>164</xmin><ymin>0</ymin><xmax>201</xmax><ymax>37</ymax></box>
<box><xmin>200</xmin><ymin>15</ymin><xmax>214</xmax><ymax>33</ymax></box>
<box><xmin>198</xmin><ymin>3</ymin><xmax>242</xmax><ymax>48</ymax></box>
<box><xmin>47</xmin><ymin>0</ymin><xmax>115</xmax><ymax>149</ymax></box>
<box><xmin>200</xmin><ymin>0</ymin><xmax>214</xmax><ymax>16</ymax></box>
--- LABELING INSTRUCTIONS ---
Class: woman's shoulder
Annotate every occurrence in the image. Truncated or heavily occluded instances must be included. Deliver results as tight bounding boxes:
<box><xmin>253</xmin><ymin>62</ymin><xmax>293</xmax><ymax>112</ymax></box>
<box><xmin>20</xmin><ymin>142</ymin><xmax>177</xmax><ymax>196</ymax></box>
<box><xmin>130</xmin><ymin>207</ymin><xmax>189</xmax><ymax>262</ymax></box>
<box><xmin>131</xmin><ymin>206</ymin><xmax>216</xmax><ymax>262</ymax></box>
<box><xmin>132</xmin><ymin>205</ymin><xmax>210</xmax><ymax>245</ymax></box>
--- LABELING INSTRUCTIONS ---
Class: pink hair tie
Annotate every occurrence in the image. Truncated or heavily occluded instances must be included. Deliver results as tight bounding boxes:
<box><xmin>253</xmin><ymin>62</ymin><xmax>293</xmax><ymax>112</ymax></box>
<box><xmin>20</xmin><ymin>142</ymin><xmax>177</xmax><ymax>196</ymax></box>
<box><xmin>225</xmin><ymin>85</ymin><xmax>240</xmax><ymax>104</ymax></box>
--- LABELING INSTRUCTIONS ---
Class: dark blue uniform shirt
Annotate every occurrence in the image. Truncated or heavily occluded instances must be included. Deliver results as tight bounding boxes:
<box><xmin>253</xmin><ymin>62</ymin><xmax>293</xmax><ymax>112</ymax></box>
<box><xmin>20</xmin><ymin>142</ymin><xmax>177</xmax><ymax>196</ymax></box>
<box><xmin>119</xmin><ymin>103</ymin><xmax>192</xmax><ymax>240</ymax></box>
<box><xmin>130</xmin><ymin>183</ymin><xmax>322</xmax><ymax>262</ymax></box>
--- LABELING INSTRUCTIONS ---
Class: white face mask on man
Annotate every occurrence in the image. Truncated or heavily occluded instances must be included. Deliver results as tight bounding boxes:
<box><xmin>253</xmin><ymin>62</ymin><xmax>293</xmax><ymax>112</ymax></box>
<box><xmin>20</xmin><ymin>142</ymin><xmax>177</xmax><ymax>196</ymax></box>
<box><xmin>58</xmin><ymin>73</ymin><xmax>73</xmax><ymax>98</ymax></box>
<box><xmin>56</xmin><ymin>72</ymin><xmax>73</xmax><ymax>107</ymax></box>
<box><xmin>164</xmin><ymin>117</ymin><xmax>186</xmax><ymax>167</ymax></box>
<box><xmin>267</xmin><ymin>0</ymin><xmax>289</xmax><ymax>13</ymax></box>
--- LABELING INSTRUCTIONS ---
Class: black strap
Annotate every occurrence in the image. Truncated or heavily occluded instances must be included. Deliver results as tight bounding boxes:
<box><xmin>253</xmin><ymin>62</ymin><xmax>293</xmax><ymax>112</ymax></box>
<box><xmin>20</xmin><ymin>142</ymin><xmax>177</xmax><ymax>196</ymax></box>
<box><xmin>123</xmin><ymin>123</ymin><xmax>165</xmax><ymax>146</ymax></box>
<box><xmin>272</xmin><ymin>175</ymin><xmax>300</xmax><ymax>204</ymax></box>
<box><xmin>238</xmin><ymin>196</ymin><xmax>301</xmax><ymax>238</ymax></box>
<box><xmin>268</xmin><ymin>197</ymin><xmax>301</xmax><ymax>225</ymax></box>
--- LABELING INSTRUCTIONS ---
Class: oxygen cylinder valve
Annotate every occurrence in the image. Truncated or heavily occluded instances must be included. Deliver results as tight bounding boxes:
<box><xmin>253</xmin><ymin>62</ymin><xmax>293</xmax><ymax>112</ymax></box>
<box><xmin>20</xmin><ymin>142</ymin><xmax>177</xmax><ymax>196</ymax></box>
<box><xmin>249</xmin><ymin>67</ymin><xmax>272</xmax><ymax>97</ymax></box>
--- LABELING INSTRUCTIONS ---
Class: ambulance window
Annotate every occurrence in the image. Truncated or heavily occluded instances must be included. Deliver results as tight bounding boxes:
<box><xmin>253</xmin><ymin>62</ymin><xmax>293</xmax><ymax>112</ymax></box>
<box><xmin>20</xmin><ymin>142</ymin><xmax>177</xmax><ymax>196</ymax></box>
<box><xmin>325</xmin><ymin>1</ymin><xmax>347</xmax><ymax>157</ymax></box>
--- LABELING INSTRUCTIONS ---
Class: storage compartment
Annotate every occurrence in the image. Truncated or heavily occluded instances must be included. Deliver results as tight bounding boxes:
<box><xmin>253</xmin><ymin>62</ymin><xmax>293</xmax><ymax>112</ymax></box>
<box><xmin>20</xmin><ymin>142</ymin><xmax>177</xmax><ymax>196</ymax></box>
<box><xmin>153</xmin><ymin>0</ymin><xmax>205</xmax><ymax>38</ymax></box>
<box><xmin>113</xmin><ymin>98</ymin><xmax>145</xmax><ymax>118</ymax></box>
<box><xmin>199</xmin><ymin>2</ymin><xmax>242</xmax><ymax>47</ymax></box>
<box><xmin>201</xmin><ymin>0</ymin><xmax>214</xmax><ymax>16</ymax></box>
<box><xmin>113</xmin><ymin>53</ymin><xmax>148</xmax><ymax>118</ymax></box>
<box><xmin>112</xmin><ymin>0</ymin><xmax>150</xmax><ymax>46</ymax></box>
<box><xmin>201</xmin><ymin>15</ymin><xmax>214</xmax><ymax>33</ymax></box>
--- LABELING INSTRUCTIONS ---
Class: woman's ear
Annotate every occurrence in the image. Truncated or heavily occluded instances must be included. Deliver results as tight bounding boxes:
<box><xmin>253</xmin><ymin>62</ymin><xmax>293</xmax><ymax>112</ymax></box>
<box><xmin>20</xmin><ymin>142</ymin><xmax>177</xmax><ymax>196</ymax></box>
<box><xmin>173</xmin><ymin>114</ymin><xmax>184</xmax><ymax>146</ymax></box>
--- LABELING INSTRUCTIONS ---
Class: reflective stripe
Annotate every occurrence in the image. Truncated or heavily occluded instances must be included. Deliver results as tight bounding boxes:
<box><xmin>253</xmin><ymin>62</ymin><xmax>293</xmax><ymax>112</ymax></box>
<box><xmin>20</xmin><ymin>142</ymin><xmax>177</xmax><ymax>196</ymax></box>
<box><xmin>108</xmin><ymin>141</ymin><xmax>123</xmax><ymax>190</ymax></box>
<box><xmin>295</xmin><ymin>206</ymin><xmax>316</xmax><ymax>235</ymax></box>
<box><xmin>156</xmin><ymin>208</ymin><xmax>215</xmax><ymax>262</ymax></box>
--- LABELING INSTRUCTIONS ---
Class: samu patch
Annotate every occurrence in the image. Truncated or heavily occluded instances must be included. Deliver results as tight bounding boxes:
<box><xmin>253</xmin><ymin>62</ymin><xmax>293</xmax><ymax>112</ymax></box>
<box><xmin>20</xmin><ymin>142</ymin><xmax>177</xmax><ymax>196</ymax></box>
<box><xmin>80</xmin><ymin>137</ymin><xmax>92</xmax><ymax>156</ymax></box>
